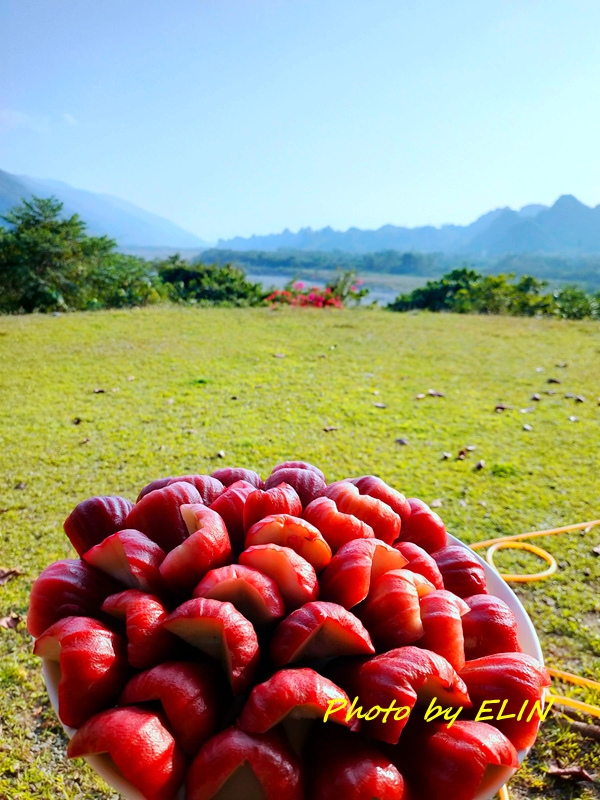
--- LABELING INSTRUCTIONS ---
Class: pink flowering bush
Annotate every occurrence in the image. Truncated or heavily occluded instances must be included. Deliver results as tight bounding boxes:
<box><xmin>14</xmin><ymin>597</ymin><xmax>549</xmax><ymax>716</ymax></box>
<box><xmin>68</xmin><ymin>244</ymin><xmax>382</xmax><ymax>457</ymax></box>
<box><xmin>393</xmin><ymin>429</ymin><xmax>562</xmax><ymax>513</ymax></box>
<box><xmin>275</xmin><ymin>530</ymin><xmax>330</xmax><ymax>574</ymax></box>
<box><xmin>266</xmin><ymin>270</ymin><xmax>369</xmax><ymax>309</ymax></box>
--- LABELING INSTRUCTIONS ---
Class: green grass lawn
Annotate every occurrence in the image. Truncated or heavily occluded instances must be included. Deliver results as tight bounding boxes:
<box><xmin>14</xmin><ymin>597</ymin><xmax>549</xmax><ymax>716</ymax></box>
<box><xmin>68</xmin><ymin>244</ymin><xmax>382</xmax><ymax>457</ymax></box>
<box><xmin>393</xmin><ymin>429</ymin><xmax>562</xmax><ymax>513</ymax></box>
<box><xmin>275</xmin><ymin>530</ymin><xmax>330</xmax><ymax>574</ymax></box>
<box><xmin>1</xmin><ymin>306</ymin><xmax>599</xmax><ymax>799</ymax></box>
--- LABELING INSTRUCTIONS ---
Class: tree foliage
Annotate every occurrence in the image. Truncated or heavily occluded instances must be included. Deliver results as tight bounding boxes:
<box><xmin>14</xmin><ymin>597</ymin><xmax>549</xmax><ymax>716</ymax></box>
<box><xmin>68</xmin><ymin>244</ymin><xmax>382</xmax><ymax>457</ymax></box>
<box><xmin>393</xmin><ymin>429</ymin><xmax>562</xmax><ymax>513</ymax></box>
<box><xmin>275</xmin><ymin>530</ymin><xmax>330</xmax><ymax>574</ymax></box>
<box><xmin>156</xmin><ymin>254</ymin><xmax>265</xmax><ymax>306</ymax></box>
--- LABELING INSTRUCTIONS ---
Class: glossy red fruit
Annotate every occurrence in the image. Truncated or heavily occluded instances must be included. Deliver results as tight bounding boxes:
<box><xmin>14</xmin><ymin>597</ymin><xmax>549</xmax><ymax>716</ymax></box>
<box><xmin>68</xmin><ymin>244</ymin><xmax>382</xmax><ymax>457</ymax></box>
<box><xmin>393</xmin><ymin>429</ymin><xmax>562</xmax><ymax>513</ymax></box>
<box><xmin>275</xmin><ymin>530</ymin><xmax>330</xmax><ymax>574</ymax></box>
<box><xmin>270</xmin><ymin>601</ymin><xmax>374</xmax><ymax>666</ymax></box>
<box><xmin>265</xmin><ymin>467</ymin><xmax>327</xmax><ymax>508</ymax></box>
<box><xmin>394</xmin><ymin>540</ymin><xmax>444</xmax><ymax>589</ymax></box>
<box><xmin>271</xmin><ymin>460</ymin><xmax>326</xmax><ymax>481</ymax></box>
<box><xmin>209</xmin><ymin>480</ymin><xmax>256</xmax><ymax>553</ymax></box>
<box><xmin>67</xmin><ymin>707</ymin><xmax>186</xmax><ymax>800</ymax></box>
<box><xmin>167</xmin><ymin>474</ymin><xmax>225</xmax><ymax>505</ymax></box>
<box><xmin>33</xmin><ymin>616</ymin><xmax>127</xmax><ymax>728</ymax></box>
<box><xmin>243</xmin><ymin>483</ymin><xmax>303</xmax><ymax>533</ymax></box>
<box><xmin>186</xmin><ymin>727</ymin><xmax>303</xmax><ymax>800</ymax></box>
<box><xmin>303</xmin><ymin>496</ymin><xmax>375</xmax><ymax>554</ymax></box>
<box><xmin>245</xmin><ymin>514</ymin><xmax>332</xmax><ymax>572</ymax></box>
<box><xmin>459</xmin><ymin>652</ymin><xmax>551</xmax><ymax>751</ymax></box>
<box><xmin>83</xmin><ymin>529</ymin><xmax>166</xmax><ymax>596</ymax></box>
<box><xmin>238</xmin><ymin>667</ymin><xmax>357</xmax><ymax>733</ymax></box>
<box><xmin>418</xmin><ymin>590</ymin><xmax>470</xmax><ymax>671</ymax></box>
<box><xmin>462</xmin><ymin>594</ymin><xmax>522</xmax><ymax>660</ymax></box>
<box><xmin>239</xmin><ymin>544</ymin><xmax>319</xmax><ymax>611</ymax></box>
<box><xmin>319</xmin><ymin>538</ymin><xmax>407</xmax><ymax>609</ymax></box>
<box><xmin>64</xmin><ymin>495</ymin><xmax>134</xmax><ymax>556</ymax></box>
<box><xmin>324</xmin><ymin>482</ymin><xmax>401</xmax><ymax>544</ymax></box>
<box><xmin>27</xmin><ymin>559</ymin><xmax>120</xmax><ymax>638</ymax></box>
<box><xmin>102</xmin><ymin>590</ymin><xmax>177</xmax><ymax>670</ymax></box>
<box><xmin>193</xmin><ymin>564</ymin><xmax>285</xmax><ymax>626</ymax></box>
<box><xmin>126</xmin><ymin>481</ymin><xmax>203</xmax><ymax>552</ymax></box>
<box><xmin>345</xmin><ymin>475</ymin><xmax>411</xmax><ymax>522</ymax></box>
<box><xmin>159</xmin><ymin>506</ymin><xmax>232</xmax><ymax>596</ymax></box>
<box><xmin>397</xmin><ymin>498</ymin><xmax>447</xmax><ymax>553</ymax></box>
<box><xmin>211</xmin><ymin>467</ymin><xmax>264</xmax><ymax>489</ymax></box>
<box><xmin>432</xmin><ymin>545</ymin><xmax>488</xmax><ymax>598</ymax></box>
<box><xmin>119</xmin><ymin>660</ymin><xmax>223</xmax><ymax>757</ymax></box>
<box><xmin>162</xmin><ymin>598</ymin><xmax>259</xmax><ymax>694</ymax></box>
<box><xmin>137</xmin><ymin>477</ymin><xmax>173</xmax><ymax>502</ymax></box>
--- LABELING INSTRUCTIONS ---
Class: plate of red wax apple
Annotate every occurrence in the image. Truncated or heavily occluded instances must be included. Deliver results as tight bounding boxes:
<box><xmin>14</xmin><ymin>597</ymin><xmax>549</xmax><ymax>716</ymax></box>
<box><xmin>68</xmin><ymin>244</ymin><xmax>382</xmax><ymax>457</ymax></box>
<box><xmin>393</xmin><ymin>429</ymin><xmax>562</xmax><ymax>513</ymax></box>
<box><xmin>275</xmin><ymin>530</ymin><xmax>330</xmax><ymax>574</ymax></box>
<box><xmin>28</xmin><ymin>462</ymin><xmax>549</xmax><ymax>800</ymax></box>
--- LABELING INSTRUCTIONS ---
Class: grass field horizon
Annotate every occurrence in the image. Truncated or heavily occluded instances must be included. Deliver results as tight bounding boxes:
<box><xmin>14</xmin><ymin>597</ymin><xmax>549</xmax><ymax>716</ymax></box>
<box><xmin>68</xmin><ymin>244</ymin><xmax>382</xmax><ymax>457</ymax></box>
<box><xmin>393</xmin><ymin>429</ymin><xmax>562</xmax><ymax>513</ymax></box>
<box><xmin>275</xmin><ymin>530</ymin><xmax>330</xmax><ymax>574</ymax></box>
<box><xmin>1</xmin><ymin>306</ymin><xmax>599</xmax><ymax>798</ymax></box>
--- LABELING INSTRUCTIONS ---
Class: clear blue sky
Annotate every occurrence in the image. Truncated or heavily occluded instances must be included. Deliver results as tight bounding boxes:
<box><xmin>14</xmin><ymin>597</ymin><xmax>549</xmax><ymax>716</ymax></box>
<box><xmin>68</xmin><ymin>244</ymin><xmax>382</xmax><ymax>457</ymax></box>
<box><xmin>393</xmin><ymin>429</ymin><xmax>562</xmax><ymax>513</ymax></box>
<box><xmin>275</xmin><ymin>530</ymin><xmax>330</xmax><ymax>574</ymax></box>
<box><xmin>2</xmin><ymin>0</ymin><xmax>600</xmax><ymax>241</ymax></box>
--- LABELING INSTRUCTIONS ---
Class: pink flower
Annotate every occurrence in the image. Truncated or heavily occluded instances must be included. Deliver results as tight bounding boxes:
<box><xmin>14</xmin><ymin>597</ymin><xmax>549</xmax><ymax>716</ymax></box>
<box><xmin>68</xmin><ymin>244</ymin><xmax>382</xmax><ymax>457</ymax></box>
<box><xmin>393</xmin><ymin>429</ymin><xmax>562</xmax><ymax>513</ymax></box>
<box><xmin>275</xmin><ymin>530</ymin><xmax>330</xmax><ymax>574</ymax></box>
<box><xmin>293</xmin><ymin>281</ymin><xmax>305</xmax><ymax>289</ymax></box>
<box><xmin>351</xmin><ymin>285</ymin><xmax>358</xmax><ymax>292</ymax></box>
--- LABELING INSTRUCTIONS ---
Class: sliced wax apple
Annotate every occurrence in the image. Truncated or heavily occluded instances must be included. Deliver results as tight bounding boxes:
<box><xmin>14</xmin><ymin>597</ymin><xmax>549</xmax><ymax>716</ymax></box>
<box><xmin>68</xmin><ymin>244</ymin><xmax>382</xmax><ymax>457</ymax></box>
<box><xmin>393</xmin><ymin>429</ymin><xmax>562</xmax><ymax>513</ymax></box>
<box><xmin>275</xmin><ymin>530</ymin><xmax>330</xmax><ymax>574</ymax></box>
<box><xmin>324</xmin><ymin>482</ymin><xmax>401</xmax><ymax>544</ymax></box>
<box><xmin>360</xmin><ymin>569</ymin><xmax>435</xmax><ymax>650</ymax></box>
<box><xmin>238</xmin><ymin>667</ymin><xmax>356</xmax><ymax>733</ymax></box>
<box><xmin>63</xmin><ymin>495</ymin><xmax>134</xmax><ymax>556</ymax></box>
<box><xmin>418</xmin><ymin>590</ymin><xmax>470</xmax><ymax>671</ymax></box>
<box><xmin>271</xmin><ymin>460</ymin><xmax>326</xmax><ymax>481</ymax></box>
<box><xmin>83</xmin><ymin>529</ymin><xmax>166</xmax><ymax>596</ymax></box>
<box><xmin>319</xmin><ymin>538</ymin><xmax>407</xmax><ymax>609</ymax></box>
<box><xmin>459</xmin><ymin>652</ymin><xmax>551</xmax><ymax>751</ymax></box>
<box><xmin>303</xmin><ymin>496</ymin><xmax>375</xmax><ymax>554</ymax></box>
<box><xmin>159</xmin><ymin>505</ymin><xmax>232</xmax><ymax>595</ymax></box>
<box><xmin>394</xmin><ymin>540</ymin><xmax>445</xmax><ymax>589</ymax></box>
<box><xmin>137</xmin><ymin>477</ymin><xmax>173</xmax><ymax>502</ymax></box>
<box><xmin>270</xmin><ymin>601</ymin><xmax>374</xmax><ymax>666</ymax></box>
<box><xmin>398</xmin><ymin>498</ymin><xmax>448</xmax><ymax>553</ymax></box>
<box><xmin>397</xmin><ymin>719</ymin><xmax>518</xmax><ymax>800</ymax></box>
<box><xmin>211</xmin><ymin>467</ymin><xmax>264</xmax><ymax>489</ymax></box>
<box><xmin>209</xmin><ymin>479</ymin><xmax>256</xmax><ymax>553</ymax></box>
<box><xmin>119</xmin><ymin>660</ymin><xmax>223</xmax><ymax>757</ymax></box>
<box><xmin>264</xmin><ymin>467</ymin><xmax>327</xmax><ymax>508</ymax></box>
<box><xmin>27</xmin><ymin>559</ymin><xmax>120</xmax><ymax>638</ymax></box>
<box><xmin>432</xmin><ymin>545</ymin><xmax>488</xmax><ymax>598</ymax></box>
<box><xmin>462</xmin><ymin>594</ymin><xmax>522</xmax><ymax>660</ymax></box>
<box><xmin>33</xmin><ymin>616</ymin><xmax>127</xmax><ymax>728</ymax></box>
<box><xmin>344</xmin><ymin>475</ymin><xmax>411</xmax><ymax>522</ymax></box>
<box><xmin>186</xmin><ymin>727</ymin><xmax>303</xmax><ymax>800</ymax></box>
<box><xmin>126</xmin><ymin>481</ymin><xmax>202</xmax><ymax>552</ymax></box>
<box><xmin>168</xmin><ymin>474</ymin><xmax>225</xmax><ymax>505</ymax></box>
<box><xmin>193</xmin><ymin>564</ymin><xmax>285</xmax><ymax>625</ymax></box>
<box><xmin>239</xmin><ymin>543</ymin><xmax>319</xmax><ymax>611</ymax></box>
<box><xmin>102</xmin><ymin>589</ymin><xmax>177</xmax><ymax>670</ymax></box>
<box><xmin>243</xmin><ymin>483</ymin><xmax>302</xmax><ymax>533</ymax></box>
<box><xmin>67</xmin><ymin>707</ymin><xmax>186</xmax><ymax>800</ymax></box>
<box><xmin>245</xmin><ymin>514</ymin><xmax>332</xmax><ymax>572</ymax></box>
<box><xmin>162</xmin><ymin>598</ymin><xmax>259</xmax><ymax>694</ymax></box>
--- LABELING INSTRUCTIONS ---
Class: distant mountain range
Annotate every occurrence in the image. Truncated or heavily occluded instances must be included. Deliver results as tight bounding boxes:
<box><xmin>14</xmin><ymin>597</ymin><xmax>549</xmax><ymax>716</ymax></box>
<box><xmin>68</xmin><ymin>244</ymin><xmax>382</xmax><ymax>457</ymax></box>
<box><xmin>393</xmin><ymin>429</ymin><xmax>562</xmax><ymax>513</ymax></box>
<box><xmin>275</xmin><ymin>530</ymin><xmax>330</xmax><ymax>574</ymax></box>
<box><xmin>218</xmin><ymin>196</ymin><xmax>600</xmax><ymax>256</ymax></box>
<box><xmin>0</xmin><ymin>168</ymin><xmax>208</xmax><ymax>248</ymax></box>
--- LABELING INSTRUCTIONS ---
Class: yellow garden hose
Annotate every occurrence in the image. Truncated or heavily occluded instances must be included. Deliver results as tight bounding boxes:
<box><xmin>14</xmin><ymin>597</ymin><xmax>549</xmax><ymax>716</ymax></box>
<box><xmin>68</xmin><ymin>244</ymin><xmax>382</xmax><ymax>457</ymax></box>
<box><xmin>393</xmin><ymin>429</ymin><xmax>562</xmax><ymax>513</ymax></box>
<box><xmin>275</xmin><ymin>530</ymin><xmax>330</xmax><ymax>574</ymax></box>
<box><xmin>469</xmin><ymin>520</ymin><xmax>600</xmax><ymax>800</ymax></box>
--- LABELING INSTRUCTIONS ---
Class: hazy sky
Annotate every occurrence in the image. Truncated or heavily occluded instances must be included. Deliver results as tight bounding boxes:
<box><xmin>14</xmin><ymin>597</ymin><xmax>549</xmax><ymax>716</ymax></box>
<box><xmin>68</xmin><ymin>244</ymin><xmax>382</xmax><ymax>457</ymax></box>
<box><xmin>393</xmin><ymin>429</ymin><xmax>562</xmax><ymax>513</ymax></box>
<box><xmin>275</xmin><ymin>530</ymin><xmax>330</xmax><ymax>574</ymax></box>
<box><xmin>2</xmin><ymin>0</ymin><xmax>600</xmax><ymax>241</ymax></box>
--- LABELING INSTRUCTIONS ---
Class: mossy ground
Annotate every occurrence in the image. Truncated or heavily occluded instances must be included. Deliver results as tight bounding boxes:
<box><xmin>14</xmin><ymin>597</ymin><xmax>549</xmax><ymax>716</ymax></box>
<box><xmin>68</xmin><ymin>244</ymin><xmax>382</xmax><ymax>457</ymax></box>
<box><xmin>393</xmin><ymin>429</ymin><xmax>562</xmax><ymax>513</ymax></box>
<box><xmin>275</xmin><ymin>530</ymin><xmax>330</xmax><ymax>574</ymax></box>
<box><xmin>1</xmin><ymin>306</ymin><xmax>599</xmax><ymax>799</ymax></box>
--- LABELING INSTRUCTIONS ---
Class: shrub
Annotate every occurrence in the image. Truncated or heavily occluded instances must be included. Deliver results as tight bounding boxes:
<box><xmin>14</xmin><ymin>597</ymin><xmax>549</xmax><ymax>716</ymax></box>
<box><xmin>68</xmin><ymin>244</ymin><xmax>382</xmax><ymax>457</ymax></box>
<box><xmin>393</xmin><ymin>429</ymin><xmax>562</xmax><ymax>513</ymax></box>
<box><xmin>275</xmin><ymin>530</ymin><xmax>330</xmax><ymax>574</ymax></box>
<box><xmin>157</xmin><ymin>255</ymin><xmax>265</xmax><ymax>306</ymax></box>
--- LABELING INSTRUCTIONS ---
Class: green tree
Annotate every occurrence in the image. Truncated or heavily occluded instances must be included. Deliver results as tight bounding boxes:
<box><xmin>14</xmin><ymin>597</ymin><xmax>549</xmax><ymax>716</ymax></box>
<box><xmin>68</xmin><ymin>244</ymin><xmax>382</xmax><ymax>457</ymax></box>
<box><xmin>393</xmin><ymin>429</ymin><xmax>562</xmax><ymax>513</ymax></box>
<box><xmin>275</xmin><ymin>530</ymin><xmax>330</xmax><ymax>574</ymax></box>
<box><xmin>156</xmin><ymin>257</ymin><xmax>265</xmax><ymax>306</ymax></box>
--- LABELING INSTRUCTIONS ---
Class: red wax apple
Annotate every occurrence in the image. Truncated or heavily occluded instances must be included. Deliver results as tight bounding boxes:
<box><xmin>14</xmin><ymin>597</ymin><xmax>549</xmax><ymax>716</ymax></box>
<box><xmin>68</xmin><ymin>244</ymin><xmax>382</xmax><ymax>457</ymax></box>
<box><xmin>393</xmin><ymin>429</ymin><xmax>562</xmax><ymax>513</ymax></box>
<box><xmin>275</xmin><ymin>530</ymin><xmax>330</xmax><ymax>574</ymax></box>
<box><xmin>162</xmin><ymin>597</ymin><xmax>259</xmax><ymax>694</ymax></box>
<box><xmin>418</xmin><ymin>589</ymin><xmax>470</xmax><ymax>671</ymax></box>
<box><xmin>102</xmin><ymin>590</ymin><xmax>177</xmax><ymax>670</ymax></box>
<box><xmin>83</xmin><ymin>529</ymin><xmax>166</xmax><ymax>596</ymax></box>
<box><xmin>462</xmin><ymin>594</ymin><xmax>522</xmax><ymax>660</ymax></box>
<box><xmin>270</xmin><ymin>601</ymin><xmax>374</xmax><ymax>665</ymax></box>
<box><xmin>397</xmin><ymin>498</ymin><xmax>447</xmax><ymax>553</ymax></box>
<box><xmin>459</xmin><ymin>652</ymin><xmax>551</xmax><ymax>751</ymax></box>
<box><xmin>126</xmin><ymin>481</ymin><xmax>203</xmax><ymax>552</ymax></box>
<box><xmin>344</xmin><ymin>475</ymin><xmax>411</xmax><ymax>522</ymax></box>
<box><xmin>239</xmin><ymin>543</ymin><xmax>319</xmax><ymax>611</ymax></box>
<box><xmin>209</xmin><ymin>479</ymin><xmax>256</xmax><ymax>552</ymax></box>
<box><xmin>303</xmin><ymin>496</ymin><xmax>375</xmax><ymax>554</ymax></box>
<box><xmin>193</xmin><ymin>564</ymin><xmax>285</xmax><ymax>626</ymax></box>
<box><xmin>324</xmin><ymin>482</ymin><xmax>401</xmax><ymax>544</ymax></box>
<box><xmin>319</xmin><ymin>538</ymin><xmax>407</xmax><ymax>609</ymax></box>
<box><xmin>63</xmin><ymin>495</ymin><xmax>134</xmax><ymax>556</ymax></box>
<box><xmin>137</xmin><ymin>477</ymin><xmax>173</xmax><ymax>501</ymax></box>
<box><xmin>271</xmin><ymin>460</ymin><xmax>326</xmax><ymax>481</ymax></box>
<box><xmin>33</xmin><ymin>616</ymin><xmax>127</xmax><ymax>728</ymax></box>
<box><xmin>265</xmin><ymin>467</ymin><xmax>327</xmax><ymax>508</ymax></box>
<box><xmin>245</xmin><ymin>514</ymin><xmax>332</xmax><ymax>572</ymax></box>
<box><xmin>119</xmin><ymin>660</ymin><xmax>223</xmax><ymax>756</ymax></box>
<box><xmin>394</xmin><ymin>540</ymin><xmax>444</xmax><ymax>589</ymax></box>
<box><xmin>238</xmin><ymin>667</ymin><xmax>356</xmax><ymax>733</ymax></box>
<box><xmin>186</xmin><ymin>727</ymin><xmax>303</xmax><ymax>800</ymax></box>
<box><xmin>28</xmin><ymin>559</ymin><xmax>120</xmax><ymax>638</ymax></box>
<box><xmin>159</xmin><ymin>505</ymin><xmax>232</xmax><ymax>596</ymax></box>
<box><xmin>211</xmin><ymin>467</ymin><xmax>264</xmax><ymax>489</ymax></box>
<box><xmin>67</xmin><ymin>707</ymin><xmax>186</xmax><ymax>800</ymax></box>
<box><xmin>243</xmin><ymin>483</ymin><xmax>303</xmax><ymax>533</ymax></box>
<box><xmin>167</xmin><ymin>474</ymin><xmax>225</xmax><ymax>505</ymax></box>
<box><xmin>432</xmin><ymin>545</ymin><xmax>488</xmax><ymax>598</ymax></box>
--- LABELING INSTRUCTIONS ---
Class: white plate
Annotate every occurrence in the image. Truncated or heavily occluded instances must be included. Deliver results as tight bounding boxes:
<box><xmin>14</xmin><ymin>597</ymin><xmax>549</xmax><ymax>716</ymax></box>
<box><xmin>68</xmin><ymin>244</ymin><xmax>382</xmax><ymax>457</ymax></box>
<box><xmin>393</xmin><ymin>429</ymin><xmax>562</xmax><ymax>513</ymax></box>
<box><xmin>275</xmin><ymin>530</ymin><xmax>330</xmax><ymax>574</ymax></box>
<box><xmin>42</xmin><ymin>533</ymin><xmax>543</xmax><ymax>800</ymax></box>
